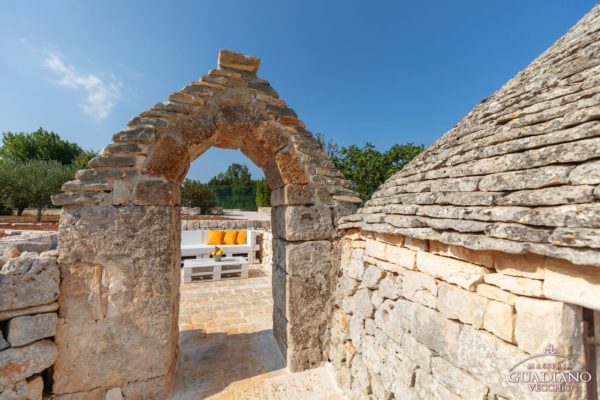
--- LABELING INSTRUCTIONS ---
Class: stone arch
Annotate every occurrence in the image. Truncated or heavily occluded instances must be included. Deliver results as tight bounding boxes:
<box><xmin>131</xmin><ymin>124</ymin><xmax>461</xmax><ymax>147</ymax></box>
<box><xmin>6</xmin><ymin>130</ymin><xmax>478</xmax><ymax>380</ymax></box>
<box><xmin>51</xmin><ymin>50</ymin><xmax>361</xmax><ymax>398</ymax></box>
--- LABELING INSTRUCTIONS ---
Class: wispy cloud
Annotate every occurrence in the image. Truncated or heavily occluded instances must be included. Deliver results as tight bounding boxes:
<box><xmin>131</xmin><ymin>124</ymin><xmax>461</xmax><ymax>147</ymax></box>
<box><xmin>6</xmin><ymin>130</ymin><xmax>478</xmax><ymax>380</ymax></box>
<box><xmin>43</xmin><ymin>53</ymin><xmax>121</xmax><ymax>119</ymax></box>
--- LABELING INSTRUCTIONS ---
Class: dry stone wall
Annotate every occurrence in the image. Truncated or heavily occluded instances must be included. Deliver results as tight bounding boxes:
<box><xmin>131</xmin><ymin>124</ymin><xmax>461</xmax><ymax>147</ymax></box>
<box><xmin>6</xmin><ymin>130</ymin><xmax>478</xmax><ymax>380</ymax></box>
<box><xmin>328</xmin><ymin>230</ymin><xmax>595</xmax><ymax>399</ymax></box>
<box><xmin>50</xmin><ymin>49</ymin><xmax>358</xmax><ymax>397</ymax></box>
<box><xmin>181</xmin><ymin>218</ymin><xmax>270</xmax><ymax>230</ymax></box>
<box><xmin>332</xmin><ymin>5</ymin><xmax>600</xmax><ymax>399</ymax></box>
<box><xmin>0</xmin><ymin>252</ymin><xmax>60</xmax><ymax>400</ymax></box>
<box><xmin>339</xmin><ymin>5</ymin><xmax>600</xmax><ymax>268</ymax></box>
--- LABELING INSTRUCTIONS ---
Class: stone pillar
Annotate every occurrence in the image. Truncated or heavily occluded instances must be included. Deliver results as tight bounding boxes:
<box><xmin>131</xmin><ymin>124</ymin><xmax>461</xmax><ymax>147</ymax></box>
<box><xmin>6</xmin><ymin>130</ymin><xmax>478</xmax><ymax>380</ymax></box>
<box><xmin>271</xmin><ymin>205</ymin><xmax>336</xmax><ymax>371</ymax></box>
<box><xmin>52</xmin><ymin>204</ymin><xmax>181</xmax><ymax>398</ymax></box>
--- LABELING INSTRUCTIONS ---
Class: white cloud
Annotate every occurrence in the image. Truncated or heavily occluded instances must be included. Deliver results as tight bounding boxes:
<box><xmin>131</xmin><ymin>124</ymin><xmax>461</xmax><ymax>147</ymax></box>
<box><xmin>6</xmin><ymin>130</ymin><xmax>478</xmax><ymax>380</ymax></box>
<box><xmin>43</xmin><ymin>53</ymin><xmax>121</xmax><ymax>119</ymax></box>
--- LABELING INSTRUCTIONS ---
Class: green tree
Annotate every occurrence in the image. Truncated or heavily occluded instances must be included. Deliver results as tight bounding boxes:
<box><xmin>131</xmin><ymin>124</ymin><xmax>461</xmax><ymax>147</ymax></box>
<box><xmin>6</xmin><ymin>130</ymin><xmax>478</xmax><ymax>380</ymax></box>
<box><xmin>0</xmin><ymin>159</ymin><xmax>76</xmax><ymax>221</ymax></box>
<box><xmin>72</xmin><ymin>149</ymin><xmax>98</xmax><ymax>170</ymax></box>
<box><xmin>207</xmin><ymin>163</ymin><xmax>253</xmax><ymax>188</ymax></box>
<box><xmin>0</xmin><ymin>128</ymin><xmax>83</xmax><ymax>165</ymax></box>
<box><xmin>317</xmin><ymin>135</ymin><xmax>425</xmax><ymax>200</ymax></box>
<box><xmin>180</xmin><ymin>179</ymin><xmax>215</xmax><ymax>212</ymax></box>
<box><xmin>207</xmin><ymin>163</ymin><xmax>257</xmax><ymax>210</ymax></box>
<box><xmin>255</xmin><ymin>179</ymin><xmax>271</xmax><ymax>207</ymax></box>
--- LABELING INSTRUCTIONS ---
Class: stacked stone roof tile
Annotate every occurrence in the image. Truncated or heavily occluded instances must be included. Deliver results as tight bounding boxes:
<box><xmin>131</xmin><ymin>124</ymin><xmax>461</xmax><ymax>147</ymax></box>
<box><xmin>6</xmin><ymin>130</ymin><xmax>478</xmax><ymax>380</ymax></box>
<box><xmin>340</xmin><ymin>5</ymin><xmax>600</xmax><ymax>267</ymax></box>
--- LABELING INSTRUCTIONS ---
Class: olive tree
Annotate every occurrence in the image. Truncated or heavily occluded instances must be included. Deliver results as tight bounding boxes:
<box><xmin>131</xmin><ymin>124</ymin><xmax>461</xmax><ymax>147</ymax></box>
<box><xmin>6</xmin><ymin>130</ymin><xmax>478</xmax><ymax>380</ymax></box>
<box><xmin>0</xmin><ymin>159</ymin><xmax>76</xmax><ymax>221</ymax></box>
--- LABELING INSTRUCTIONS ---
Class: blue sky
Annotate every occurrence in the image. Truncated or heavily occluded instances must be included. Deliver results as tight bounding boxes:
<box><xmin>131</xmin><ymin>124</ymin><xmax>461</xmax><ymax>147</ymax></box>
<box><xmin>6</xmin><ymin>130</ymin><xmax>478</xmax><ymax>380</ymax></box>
<box><xmin>0</xmin><ymin>1</ymin><xmax>595</xmax><ymax>181</ymax></box>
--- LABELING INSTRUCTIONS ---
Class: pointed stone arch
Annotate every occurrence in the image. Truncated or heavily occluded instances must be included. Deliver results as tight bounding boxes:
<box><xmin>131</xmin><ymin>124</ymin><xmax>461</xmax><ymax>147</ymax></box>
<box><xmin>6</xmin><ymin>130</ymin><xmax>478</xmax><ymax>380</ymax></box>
<box><xmin>51</xmin><ymin>50</ymin><xmax>360</xmax><ymax>398</ymax></box>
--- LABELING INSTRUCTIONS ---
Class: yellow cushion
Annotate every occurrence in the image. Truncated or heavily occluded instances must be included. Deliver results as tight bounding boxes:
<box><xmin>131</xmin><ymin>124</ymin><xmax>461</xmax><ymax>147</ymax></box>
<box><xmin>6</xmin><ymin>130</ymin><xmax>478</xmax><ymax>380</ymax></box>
<box><xmin>236</xmin><ymin>230</ymin><xmax>247</xmax><ymax>245</ymax></box>
<box><xmin>223</xmin><ymin>230</ymin><xmax>238</xmax><ymax>245</ymax></box>
<box><xmin>207</xmin><ymin>230</ymin><xmax>225</xmax><ymax>245</ymax></box>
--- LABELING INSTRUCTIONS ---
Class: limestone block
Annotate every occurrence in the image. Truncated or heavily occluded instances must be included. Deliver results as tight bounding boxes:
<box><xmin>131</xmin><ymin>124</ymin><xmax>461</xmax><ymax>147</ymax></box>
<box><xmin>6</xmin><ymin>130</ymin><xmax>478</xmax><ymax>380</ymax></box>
<box><xmin>350</xmin><ymin>355</ymin><xmax>370</xmax><ymax>398</ymax></box>
<box><xmin>385</xmin><ymin>343</ymin><xmax>417</xmax><ymax>387</ymax></box>
<box><xmin>404</xmin><ymin>237</ymin><xmax>429</xmax><ymax>251</ymax></box>
<box><xmin>514</xmin><ymin>296</ymin><xmax>583</xmax><ymax>356</ymax></box>
<box><xmin>414</xmin><ymin>369</ymin><xmax>461</xmax><ymax>400</ymax></box>
<box><xmin>431</xmin><ymin>356</ymin><xmax>489</xmax><ymax>399</ymax></box>
<box><xmin>0</xmin><ymin>340</ymin><xmax>56</xmax><ymax>388</ymax></box>
<box><xmin>351</xmin><ymin>247</ymin><xmax>364</xmax><ymax>260</ymax></box>
<box><xmin>437</xmin><ymin>282</ymin><xmax>487</xmax><ymax>328</ymax></box>
<box><xmin>361</xmin><ymin>335</ymin><xmax>384</xmax><ymax>375</ymax></box>
<box><xmin>7</xmin><ymin>313</ymin><xmax>57</xmax><ymax>347</ymax></box>
<box><xmin>112</xmin><ymin>125</ymin><xmax>158</xmax><ymax>143</ymax></box>
<box><xmin>53</xmin><ymin>205</ymin><xmax>180</xmax><ymax>395</ymax></box>
<box><xmin>0</xmin><ymin>380</ymin><xmax>28</xmax><ymax>400</ymax></box>
<box><xmin>0</xmin><ymin>303</ymin><xmax>59</xmax><ymax>322</ymax></box>
<box><xmin>374</xmin><ymin>299</ymin><xmax>411</xmax><ymax>341</ymax></box>
<box><xmin>271</xmin><ymin>205</ymin><xmax>333</xmax><ymax>241</ymax></box>
<box><xmin>273</xmin><ymin>239</ymin><xmax>332</xmax><ymax>277</ymax></box>
<box><xmin>483</xmin><ymin>300</ymin><xmax>515</xmax><ymax>343</ymax></box>
<box><xmin>105</xmin><ymin>387</ymin><xmax>123</xmax><ymax>400</ymax></box>
<box><xmin>550</xmin><ymin>227</ymin><xmax>600</xmax><ymax>248</ymax></box>
<box><xmin>416</xmin><ymin>251</ymin><xmax>488</xmax><ymax>290</ymax></box>
<box><xmin>347</xmin><ymin>289</ymin><xmax>374</xmax><ymax>319</ymax></box>
<box><xmin>286</xmin><ymin>274</ymin><xmax>333</xmax><ymax>326</ymax></box>
<box><xmin>384</xmin><ymin>245</ymin><xmax>417</xmax><ymax>269</ymax></box>
<box><xmin>492</xmin><ymin>252</ymin><xmax>545</xmax><ymax>279</ymax></box>
<box><xmin>429</xmin><ymin>241</ymin><xmax>494</xmax><ymax>268</ymax></box>
<box><xmin>403</xmin><ymin>270</ymin><xmax>438</xmax><ymax>308</ymax></box>
<box><xmin>543</xmin><ymin>261</ymin><xmax>600</xmax><ymax>310</ymax></box>
<box><xmin>364</xmin><ymin>318</ymin><xmax>375</xmax><ymax>336</ymax></box>
<box><xmin>486</xmin><ymin>222</ymin><xmax>551</xmax><ymax>243</ymax></box>
<box><xmin>409</xmin><ymin>303</ymin><xmax>460</xmax><ymax>362</ymax></box>
<box><xmin>373</xmin><ymin>232</ymin><xmax>405</xmax><ymax>246</ymax></box>
<box><xmin>330</xmin><ymin>307</ymin><xmax>350</xmax><ymax>342</ymax></box>
<box><xmin>363</xmin><ymin>255</ymin><xmax>406</xmax><ymax>274</ymax></box>
<box><xmin>218</xmin><ymin>50</ymin><xmax>260</xmax><ymax>73</ymax></box>
<box><xmin>132</xmin><ymin>178</ymin><xmax>179</xmax><ymax>206</ymax></box>
<box><xmin>0</xmin><ymin>332</ymin><xmax>8</xmax><ymax>351</ymax></box>
<box><xmin>391</xmin><ymin>380</ymin><xmax>418</xmax><ymax>400</ymax></box>
<box><xmin>364</xmin><ymin>239</ymin><xmax>386</xmax><ymax>259</ymax></box>
<box><xmin>270</xmin><ymin>184</ymin><xmax>314</xmax><ymax>206</ymax></box>
<box><xmin>496</xmin><ymin>185</ymin><xmax>596</xmax><ymax>206</ymax></box>
<box><xmin>275</xmin><ymin>150</ymin><xmax>309</xmax><ymax>185</ymax></box>
<box><xmin>346</xmin><ymin>258</ymin><xmax>364</xmax><ymax>281</ymax></box>
<box><xmin>26</xmin><ymin>375</ymin><xmax>43</xmax><ymax>400</ymax></box>
<box><xmin>0</xmin><ymin>255</ymin><xmax>59</xmax><ymax>312</ymax></box>
<box><xmin>58</xmin><ymin>263</ymin><xmax>104</xmax><ymax>322</ymax></box>
<box><xmin>51</xmin><ymin>191</ymin><xmax>111</xmax><ymax>206</ymax></box>
<box><xmin>370</xmin><ymin>289</ymin><xmax>383</xmax><ymax>309</ymax></box>
<box><xmin>52</xmin><ymin>388</ymin><xmax>105</xmax><ymax>399</ymax></box>
<box><xmin>478</xmin><ymin>165</ymin><xmax>571</xmax><ymax>191</ymax></box>
<box><xmin>401</xmin><ymin>333</ymin><xmax>433</xmax><ymax>373</ymax></box>
<box><xmin>360</xmin><ymin>265</ymin><xmax>384</xmax><ymax>289</ymax></box>
<box><xmin>378</xmin><ymin>273</ymin><xmax>402</xmax><ymax>299</ymax></box>
<box><xmin>456</xmin><ymin>325</ymin><xmax>535</xmax><ymax>399</ymax></box>
<box><xmin>476</xmin><ymin>283</ymin><xmax>515</xmax><ymax>305</ymax></box>
<box><xmin>334</xmin><ymin>276</ymin><xmax>359</xmax><ymax>302</ymax></box>
<box><xmin>483</xmin><ymin>273</ymin><xmax>543</xmax><ymax>297</ymax></box>
<box><xmin>568</xmin><ymin>159</ymin><xmax>600</xmax><ymax>184</ymax></box>
<box><xmin>111</xmin><ymin>180</ymin><xmax>131</xmax><ymax>205</ymax></box>
<box><xmin>370</xmin><ymin>373</ymin><xmax>392</xmax><ymax>400</ymax></box>
<box><xmin>121</xmin><ymin>375</ymin><xmax>171</xmax><ymax>400</ymax></box>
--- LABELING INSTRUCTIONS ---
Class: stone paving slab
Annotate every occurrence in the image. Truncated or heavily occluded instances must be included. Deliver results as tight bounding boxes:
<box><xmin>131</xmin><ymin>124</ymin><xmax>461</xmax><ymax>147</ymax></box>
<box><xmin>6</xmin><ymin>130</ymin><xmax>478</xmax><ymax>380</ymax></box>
<box><xmin>173</xmin><ymin>266</ymin><xmax>345</xmax><ymax>399</ymax></box>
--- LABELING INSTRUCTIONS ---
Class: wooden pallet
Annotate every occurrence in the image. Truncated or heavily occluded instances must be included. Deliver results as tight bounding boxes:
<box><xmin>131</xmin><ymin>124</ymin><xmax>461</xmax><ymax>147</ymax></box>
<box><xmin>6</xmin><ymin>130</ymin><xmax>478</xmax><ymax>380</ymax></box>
<box><xmin>183</xmin><ymin>257</ymin><xmax>249</xmax><ymax>283</ymax></box>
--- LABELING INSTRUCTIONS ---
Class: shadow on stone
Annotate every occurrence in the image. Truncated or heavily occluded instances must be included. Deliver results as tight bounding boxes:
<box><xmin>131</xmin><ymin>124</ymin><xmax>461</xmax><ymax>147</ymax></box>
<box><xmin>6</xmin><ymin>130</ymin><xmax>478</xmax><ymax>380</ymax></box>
<box><xmin>172</xmin><ymin>328</ymin><xmax>285</xmax><ymax>399</ymax></box>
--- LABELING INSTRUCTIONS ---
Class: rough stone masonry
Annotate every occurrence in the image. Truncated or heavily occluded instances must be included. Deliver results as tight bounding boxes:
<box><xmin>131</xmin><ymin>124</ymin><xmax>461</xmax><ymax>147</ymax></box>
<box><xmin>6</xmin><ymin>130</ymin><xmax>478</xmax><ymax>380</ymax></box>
<box><xmin>332</xmin><ymin>4</ymin><xmax>600</xmax><ymax>400</ymax></box>
<box><xmin>0</xmin><ymin>247</ymin><xmax>60</xmax><ymax>400</ymax></box>
<box><xmin>1</xmin><ymin>3</ymin><xmax>599</xmax><ymax>400</ymax></box>
<box><xmin>49</xmin><ymin>48</ymin><xmax>359</xmax><ymax>398</ymax></box>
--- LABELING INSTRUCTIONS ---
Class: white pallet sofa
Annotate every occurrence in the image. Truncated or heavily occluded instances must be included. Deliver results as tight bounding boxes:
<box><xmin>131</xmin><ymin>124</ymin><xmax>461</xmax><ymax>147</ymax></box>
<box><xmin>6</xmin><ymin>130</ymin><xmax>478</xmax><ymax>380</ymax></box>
<box><xmin>181</xmin><ymin>229</ymin><xmax>259</xmax><ymax>263</ymax></box>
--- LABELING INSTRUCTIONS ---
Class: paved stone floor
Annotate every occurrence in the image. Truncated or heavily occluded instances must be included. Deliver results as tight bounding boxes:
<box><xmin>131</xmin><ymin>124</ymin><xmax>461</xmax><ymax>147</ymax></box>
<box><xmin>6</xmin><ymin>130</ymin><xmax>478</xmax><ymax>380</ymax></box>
<box><xmin>172</xmin><ymin>265</ymin><xmax>344</xmax><ymax>400</ymax></box>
